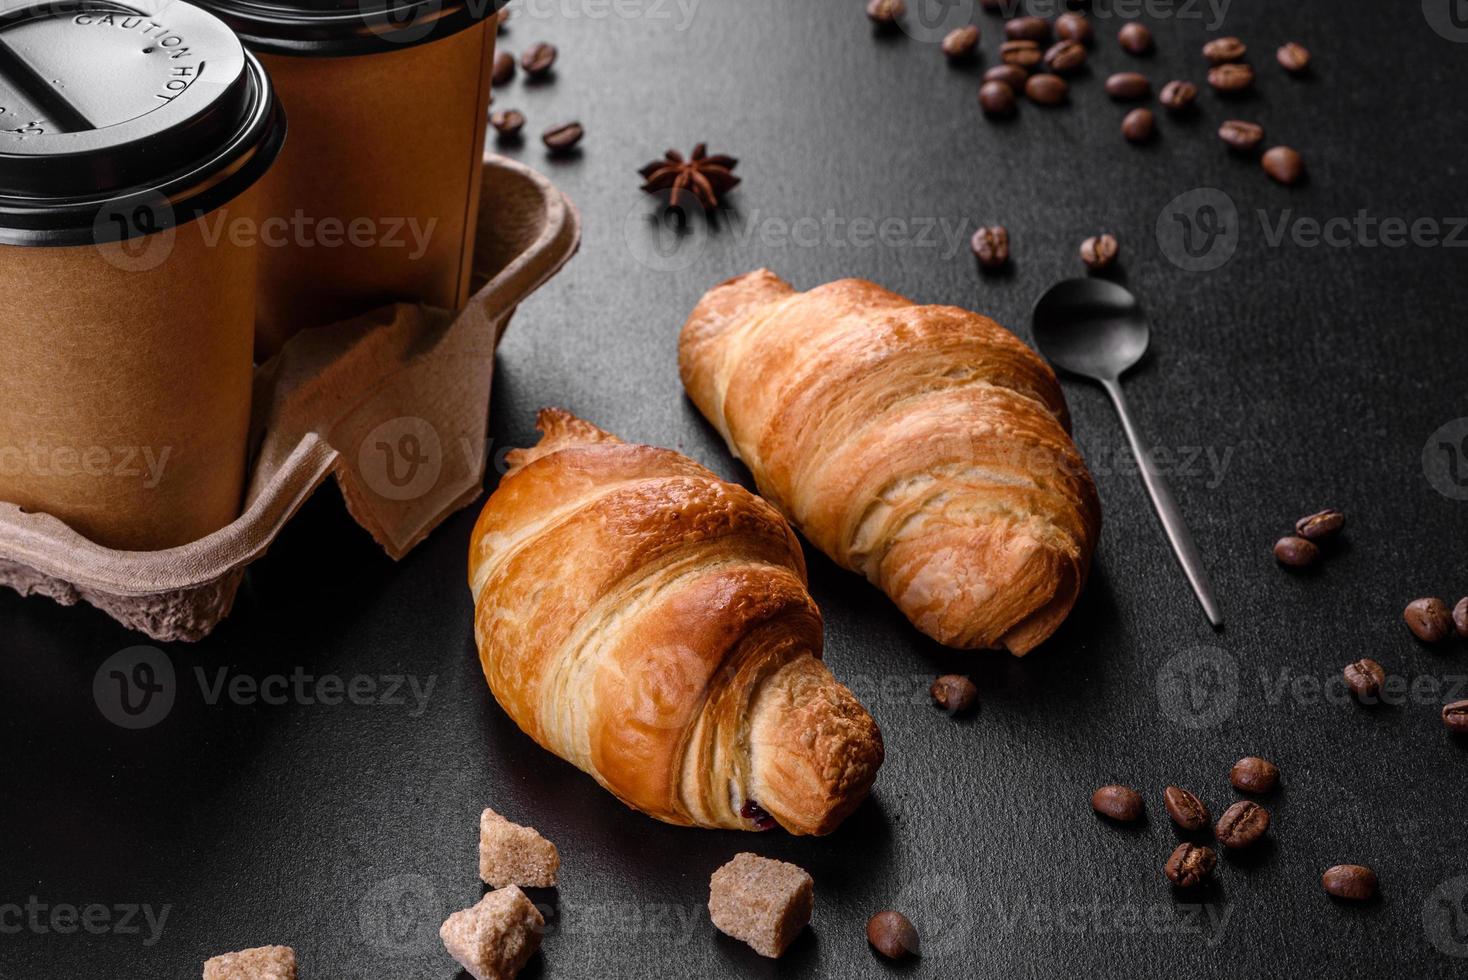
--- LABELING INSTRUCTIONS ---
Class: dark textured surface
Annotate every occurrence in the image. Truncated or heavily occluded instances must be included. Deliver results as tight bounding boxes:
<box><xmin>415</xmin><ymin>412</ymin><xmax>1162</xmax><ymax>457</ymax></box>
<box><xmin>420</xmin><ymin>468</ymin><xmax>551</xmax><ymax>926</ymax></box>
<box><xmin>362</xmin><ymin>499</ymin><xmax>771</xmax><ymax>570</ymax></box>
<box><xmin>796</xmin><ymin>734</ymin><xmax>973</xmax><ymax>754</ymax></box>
<box><xmin>4</xmin><ymin>2</ymin><xmax>1468</xmax><ymax>977</ymax></box>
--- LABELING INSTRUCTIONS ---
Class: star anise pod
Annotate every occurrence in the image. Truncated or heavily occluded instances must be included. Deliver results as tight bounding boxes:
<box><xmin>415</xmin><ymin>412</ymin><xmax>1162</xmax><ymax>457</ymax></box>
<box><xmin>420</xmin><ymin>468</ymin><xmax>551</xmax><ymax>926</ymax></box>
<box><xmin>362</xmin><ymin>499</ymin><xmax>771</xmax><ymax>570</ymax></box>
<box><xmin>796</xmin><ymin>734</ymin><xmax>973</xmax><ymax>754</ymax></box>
<box><xmin>638</xmin><ymin>144</ymin><xmax>740</xmax><ymax>211</ymax></box>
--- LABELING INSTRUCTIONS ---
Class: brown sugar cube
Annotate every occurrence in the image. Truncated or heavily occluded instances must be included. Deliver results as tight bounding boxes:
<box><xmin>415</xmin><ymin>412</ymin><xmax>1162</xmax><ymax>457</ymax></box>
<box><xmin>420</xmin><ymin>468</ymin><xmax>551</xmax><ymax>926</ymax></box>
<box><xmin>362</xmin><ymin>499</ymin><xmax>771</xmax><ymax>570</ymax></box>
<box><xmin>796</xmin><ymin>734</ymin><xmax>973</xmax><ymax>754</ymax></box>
<box><xmin>479</xmin><ymin>808</ymin><xmax>560</xmax><ymax>888</ymax></box>
<box><xmin>439</xmin><ymin>885</ymin><xmax>544</xmax><ymax>980</ymax></box>
<box><xmin>202</xmin><ymin>945</ymin><xmax>296</xmax><ymax>980</ymax></box>
<box><xmin>708</xmin><ymin>852</ymin><xmax>814</xmax><ymax>958</ymax></box>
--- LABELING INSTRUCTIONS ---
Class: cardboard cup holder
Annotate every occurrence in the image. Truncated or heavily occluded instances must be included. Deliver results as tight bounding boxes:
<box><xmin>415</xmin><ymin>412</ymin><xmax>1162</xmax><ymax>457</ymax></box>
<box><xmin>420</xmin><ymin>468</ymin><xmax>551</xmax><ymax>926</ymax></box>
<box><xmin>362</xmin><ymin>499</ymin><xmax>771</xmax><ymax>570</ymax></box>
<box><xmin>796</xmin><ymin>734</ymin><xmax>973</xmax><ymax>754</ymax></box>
<box><xmin>0</xmin><ymin>155</ymin><xmax>580</xmax><ymax>641</ymax></box>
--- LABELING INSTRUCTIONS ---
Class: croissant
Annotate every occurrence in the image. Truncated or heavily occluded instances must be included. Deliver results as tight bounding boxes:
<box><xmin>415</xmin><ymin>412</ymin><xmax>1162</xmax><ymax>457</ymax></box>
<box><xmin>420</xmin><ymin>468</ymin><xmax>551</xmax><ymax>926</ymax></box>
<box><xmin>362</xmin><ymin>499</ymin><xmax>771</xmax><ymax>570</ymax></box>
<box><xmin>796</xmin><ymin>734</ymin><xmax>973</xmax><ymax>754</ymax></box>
<box><xmin>679</xmin><ymin>270</ymin><xmax>1101</xmax><ymax>655</ymax></box>
<box><xmin>468</xmin><ymin>409</ymin><xmax>883</xmax><ymax>835</ymax></box>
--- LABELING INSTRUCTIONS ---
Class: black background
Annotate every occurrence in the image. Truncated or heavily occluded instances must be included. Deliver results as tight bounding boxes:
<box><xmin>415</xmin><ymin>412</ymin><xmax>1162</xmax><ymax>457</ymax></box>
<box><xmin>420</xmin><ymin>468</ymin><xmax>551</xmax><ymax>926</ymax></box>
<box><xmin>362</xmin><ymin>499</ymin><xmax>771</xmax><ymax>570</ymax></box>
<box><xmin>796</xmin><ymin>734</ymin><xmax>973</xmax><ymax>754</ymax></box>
<box><xmin>4</xmin><ymin>1</ymin><xmax>1468</xmax><ymax>977</ymax></box>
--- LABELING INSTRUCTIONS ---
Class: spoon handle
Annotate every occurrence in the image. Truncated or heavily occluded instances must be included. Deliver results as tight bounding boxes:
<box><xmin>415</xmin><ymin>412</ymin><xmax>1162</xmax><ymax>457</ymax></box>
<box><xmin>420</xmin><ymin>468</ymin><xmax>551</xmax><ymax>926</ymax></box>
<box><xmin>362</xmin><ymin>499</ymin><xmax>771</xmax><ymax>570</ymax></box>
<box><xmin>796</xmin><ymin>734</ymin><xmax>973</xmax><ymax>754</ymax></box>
<box><xmin>1100</xmin><ymin>378</ymin><xmax>1224</xmax><ymax>628</ymax></box>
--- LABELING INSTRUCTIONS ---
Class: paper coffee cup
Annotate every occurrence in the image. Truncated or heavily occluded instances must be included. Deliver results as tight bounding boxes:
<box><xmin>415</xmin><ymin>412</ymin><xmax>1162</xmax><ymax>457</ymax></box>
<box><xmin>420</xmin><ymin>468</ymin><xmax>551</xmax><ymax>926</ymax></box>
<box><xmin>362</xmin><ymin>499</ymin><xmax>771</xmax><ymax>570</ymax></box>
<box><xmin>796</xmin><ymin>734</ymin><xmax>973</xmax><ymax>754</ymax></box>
<box><xmin>198</xmin><ymin>0</ymin><xmax>506</xmax><ymax>358</ymax></box>
<box><xmin>0</xmin><ymin>0</ymin><xmax>286</xmax><ymax>551</ymax></box>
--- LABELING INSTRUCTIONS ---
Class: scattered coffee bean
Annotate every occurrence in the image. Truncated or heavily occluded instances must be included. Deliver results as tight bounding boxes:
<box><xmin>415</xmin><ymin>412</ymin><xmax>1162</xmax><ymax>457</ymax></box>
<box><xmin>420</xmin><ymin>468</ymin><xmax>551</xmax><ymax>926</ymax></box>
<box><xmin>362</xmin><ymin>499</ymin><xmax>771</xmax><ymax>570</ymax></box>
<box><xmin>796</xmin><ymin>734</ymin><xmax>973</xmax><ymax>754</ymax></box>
<box><xmin>942</xmin><ymin>25</ymin><xmax>981</xmax><ymax>60</ymax></box>
<box><xmin>1454</xmin><ymin>598</ymin><xmax>1468</xmax><ymax>638</ymax></box>
<box><xmin>1202</xmin><ymin>36</ymin><xmax>1247</xmax><ymax>64</ymax></box>
<box><xmin>930</xmin><ymin>674</ymin><xmax>978</xmax><ymax>713</ymax></box>
<box><xmin>1404</xmin><ymin>597</ymin><xmax>1453</xmax><ymax>643</ymax></box>
<box><xmin>1025</xmin><ymin>73</ymin><xmax>1068</xmax><ymax>106</ymax></box>
<box><xmin>1273</xmin><ymin>535</ymin><xmax>1318</xmax><ymax>567</ymax></box>
<box><xmin>1091</xmin><ymin>785</ymin><xmax>1144</xmax><ymax>822</ymax></box>
<box><xmin>866</xmin><ymin>910</ymin><xmax>919</xmax><ymax>959</ymax></box>
<box><xmin>521</xmin><ymin>42</ymin><xmax>558</xmax><ymax>77</ymax></box>
<box><xmin>1005</xmin><ymin>15</ymin><xmax>1051</xmax><ymax>42</ymax></box>
<box><xmin>1122</xmin><ymin>108</ymin><xmax>1155</xmax><ymax>143</ymax></box>
<box><xmin>1262</xmin><ymin>146</ymin><xmax>1304</xmax><ymax>185</ymax></box>
<box><xmin>1277</xmin><ymin>42</ymin><xmax>1311</xmax><ymax>74</ymax></box>
<box><xmin>978</xmin><ymin>81</ymin><xmax>1017</xmax><ymax>117</ymax></box>
<box><xmin>1000</xmin><ymin>39</ymin><xmax>1043</xmax><ymax>68</ymax></box>
<box><xmin>1208</xmin><ymin>62</ymin><xmax>1255</xmax><ymax>93</ymax></box>
<box><xmin>1159</xmin><ymin>79</ymin><xmax>1198</xmax><ymax>111</ymax></box>
<box><xmin>1044</xmin><ymin>39</ymin><xmax>1087</xmax><ymax>73</ymax></box>
<box><xmin>1219</xmin><ymin>120</ymin><xmax>1265</xmax><ymax>152</ymax></box>
<box><xmin>866</xmin><ymin>0</ymin><xmax>905</xmax><ymax>28</ymax></box>
<box><xmin>492</xmin><ymin>51</ymin><xmax>516</xmax><ymax>86</ymax></box>
<box><xmin>1118</xmin><ymin>22</ymin><xmax>1153</xmax><ymax>55</ymax></box>
<box><xmin>1322</xmin><ymin>865</ymin><xmax>1377</xmax><ymax>901</ymax></box>
<box><xmin>1163</xmin><ymin>786</ymin><xmax>1211</xmax><ymax>832</ymax></box>
<box><xmin>542</xmin><ymin>121</ymin><xmax>584</xmax><ymax>152</ymax></box>
<box><xmin>1165</xmin><ymin>843</ymin><xmax>1217</xmax><ymax>888</ymax></box>
<box><xmin>970</xmin><ymin>225</ymin><xmax>1011</xmax><ymax>268</ymax></box>
<box><xmin>1295</xmin><ymin>508</ymin><xmax>1344</xmax><ymax>541</ymax></box>
<box><xmin>1055</xmin><ymin>12</ymin><xmax>1092</xmax><ymax>45</ymax></box>
<box><xmin>1080</xmin><ymin>234</ymin><xmax>1118</xmax><ymax>270</ymax></box>
<box><xmin>1343</xmin><ymin>658</ymin><xmax>1386</xmax><ymax>701</ymax></box>
<box><xmin>1444</xmin><ymin>700</ymin><xmax>1468</xmax><ymax>734</ymax></box>
<box><xmin>490</xmin><ymin>109</ymin><xmax>526</xmax><ymax>138</ymax></box>
<box><xmin>1215</xmin><ymin>800</ymin><xmax>1270</xmax><ymax>849</ymax></box>
<box><xmin>1105</xmin><ymin>72</ymin><xmax>1151</xmax><ymax>100</ymax></box>
<box><xmin>985</xmin><ymin>64</ymin><xmax>1029</xmax><ymax>88</ymax></box>
<box><xmin>1230</xmin><ymin>756</ymin><xmax>1279</xmax><ymax>794</ymax></box>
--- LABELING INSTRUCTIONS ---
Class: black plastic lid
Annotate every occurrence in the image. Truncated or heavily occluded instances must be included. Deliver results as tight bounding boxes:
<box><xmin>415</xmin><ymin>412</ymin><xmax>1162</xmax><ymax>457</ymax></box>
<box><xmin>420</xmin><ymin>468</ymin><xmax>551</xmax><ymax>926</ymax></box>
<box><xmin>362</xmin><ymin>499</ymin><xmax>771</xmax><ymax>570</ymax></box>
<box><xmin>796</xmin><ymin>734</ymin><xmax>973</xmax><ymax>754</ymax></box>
<box><xmin>195</xmin><ymin>0</ymin><xmax>508</xmax><ymax>56</ymax></box>
<box><xmin>0</xmin><ymin>0</ymin><xmax>286</xmax><ymax>246</ymax></box>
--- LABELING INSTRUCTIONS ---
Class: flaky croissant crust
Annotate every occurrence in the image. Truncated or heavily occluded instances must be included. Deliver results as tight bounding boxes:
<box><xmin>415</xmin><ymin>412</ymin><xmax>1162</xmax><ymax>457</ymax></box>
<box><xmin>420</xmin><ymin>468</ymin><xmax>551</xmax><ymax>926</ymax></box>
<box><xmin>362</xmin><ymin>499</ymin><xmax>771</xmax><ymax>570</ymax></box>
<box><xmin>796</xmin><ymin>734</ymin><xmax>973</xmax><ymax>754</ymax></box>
<box><xmin>680</xmin><ymin>270</ymin><xmax>1101</xmax><ymax>654</ymax></box>
<box><xmin>469</xmin><ymin>410</ymin><xmax>883</xmax><ymax>835</ymax></box>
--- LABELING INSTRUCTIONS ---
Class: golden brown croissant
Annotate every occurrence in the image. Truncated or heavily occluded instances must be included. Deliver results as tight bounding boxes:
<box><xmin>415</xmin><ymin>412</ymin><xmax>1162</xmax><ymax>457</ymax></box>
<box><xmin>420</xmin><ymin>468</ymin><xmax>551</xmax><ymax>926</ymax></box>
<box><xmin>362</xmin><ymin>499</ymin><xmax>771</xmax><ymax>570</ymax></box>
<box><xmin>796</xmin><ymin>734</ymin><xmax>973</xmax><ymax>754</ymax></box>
<box><xmin>468</xmin><ymin>409</ymin><xmax>883</xmax><ymax>835</ymax></box>
<box><xmin>679</xmin><ymin>270</ymin><xmax>1101</xmax><ymax>655</ymax></box>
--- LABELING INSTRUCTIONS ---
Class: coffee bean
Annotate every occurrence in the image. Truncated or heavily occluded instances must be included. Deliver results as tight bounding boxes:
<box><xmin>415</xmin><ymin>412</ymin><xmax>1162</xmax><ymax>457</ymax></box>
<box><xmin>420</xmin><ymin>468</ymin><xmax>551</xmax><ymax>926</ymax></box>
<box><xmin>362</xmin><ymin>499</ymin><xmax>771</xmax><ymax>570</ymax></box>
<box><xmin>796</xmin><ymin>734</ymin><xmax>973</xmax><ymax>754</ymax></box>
<box><xmin>1203</xmin><ymin>36</ymin><xmax>1247</xmax><ymax>64</ymax></box>
<box><xmin>970</xmin><ymin>225</ymin><xmax>1011</xmax><ymax>267</ymax></box>
<box><xmin>1080</xmin><ymin>234</ymin><xmax>1119</xmax><ymax>270</ymax></box>
<box><xmin>1091</xmin><ymin>785</ymin><xmax>1144</xmax><ymax>822</ymax></box>
<box><xmin>1262</xmin><ymin>146</ymin><xmax>1304</xmax><ymax>185</ymax></box>
<box><xmin>866</xmin><ymin>0</ymin><xmax>905</xmax><ymax>28</ymax></box>
<box><xmin>1277</xmin><ymin>42</ymin><xmax>1311</xmax><ymax>74</ymax></box>
<box><xmin>1165</xmin><ymin>843</ymin><xmax>1217</xmax><ymax>888</ymax></box>
<box><xmin>1044</xmin><ymin>39</ymin><xmax>1087</xmax><ymax>73</ymax></box>
<box><xmin>542</xmin><ymin>121</ymin><xmax>584</xmax><ymax>152</ymax></box>
<box><xmin>1055</xmin><ymin>12</ymin><xmax>1092</xmax><ymax>44</ymax></box>
<box><xmin>1001</xmin><ymin>40</ymin><xmax>1043</xmax><ymax>68</ymax></box>
<box><xmin>1230</xmin><ymin>756</ymin><xmax>1279</xmax><ymax>794</ymax></box>
<box><xmin>978</xmin><ymin>81</ymin><xmax>1017</xmax><ymax>117</ymax></box>
<box><xmin>1322</xmin><ymin>865</ymin><xmax>1377</xmax><ymax>901</ymax></box>
<box><xmin>1122</xmin><ymin>108</ymin><xmax>1155</xmax><ymax>143</ymax></box>
<box><xmin>1105</xmin><ymin>72</ymin><xmax>1151</xmax><ymax>100</ymax></box>
<box><xmin>985</xmin><ymin>64</ymin><xmax>1029</xmax><ymax>89</ymax></box>
<box><xmin>1024</xmin><ymin>73</ymin><xmax>1068</xmax><ymax>106</ymax></box>
<box><xmin>1273</xmin><ymin>535</ymin><xmax>1318</xmax><ymax>567</ymax></box>
<box><xmin>521</xmin><ymin>42</ymin><xmax>558</xmax><ymax>77</ymax></box>
<box><xmin>1343</xmin><ymin>658</ymin><xmax>1386</xmax><ymax>701</ymax></box>
<box><xmin>1159</xmin><ymin>79</ymin><xmax>1198</xmax><ymax>111</ymax></box>
<box><xmin>1218</xmin><ymin>120</ymin><xmax>1265</xmax><ymax>152</ymax></box>
<box><xmin>1215</xmin><ymin>800</ymin><xmax>1270</xmax><ymax>848</ymax></box>
<box><xmin>942</xmin><ymin>25</ymin><xmax>981</xmax><ymax>60</ymax></box>
<box><xmin>1405</xmin><ymin>597</ymin><xmax>1453</xmax><ymax>643</ymax></box>
<box><xmin>1118</xmin><ymin>22</ymin><xmax>1153</xmax><ymax>55</ymax></box>
<box><xmin>1163</xmin><ymin>786</ymin><xmax>1211</xmax><ymax>832</ymax></box>
<box><xmin>1295</xmin><ymin>508</ymin><xmax>1344</xmax><ymax>541</ymax></box>
<box><xmin>1444</xmin><ymin>700</ymin><xmax>1468</xmax><ymax>734</ymax></box>
<box><xmin>492</xmin><ymin>51</ymin><xmax>516</xmax><ymax>86</ymax></box>
<box><xmin>930</xmin><ymin>674</ymin><xmax>978</xmax><ymax>712</ymax></box>
<box><xmin>866</xmin><ymin>910</ymin><xmax>919</xmax><ymax>959</ymax></box>
<box><xmin>490</xmin><ymin>109</ymin><xmax>526</xmax><ymax>138</ymax></box>
<box><xmin>1006</xmin><ymin>15</ymin><xmax>1051</xmax><ymax>42</ymax></box>
<box><xmin>1454</xmin><ymin>598</ymin><xmax>1468</xmax><ymax>638</ymax></box>
<box><xmin>1208</xmin><ymin>62</ymin><xmax>1254</xmax><ymax>93</ymax></box>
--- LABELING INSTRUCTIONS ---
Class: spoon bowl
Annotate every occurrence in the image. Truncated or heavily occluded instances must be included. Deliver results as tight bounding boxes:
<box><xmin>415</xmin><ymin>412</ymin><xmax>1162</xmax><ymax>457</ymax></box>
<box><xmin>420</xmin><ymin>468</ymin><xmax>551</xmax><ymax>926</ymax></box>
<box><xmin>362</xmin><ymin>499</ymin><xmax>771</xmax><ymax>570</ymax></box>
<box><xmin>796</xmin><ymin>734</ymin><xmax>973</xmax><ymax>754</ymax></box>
<box><xmin>1032</xmin><ymin>278</ymin><xmax>1150</xmax><ymax>381</ymax></box>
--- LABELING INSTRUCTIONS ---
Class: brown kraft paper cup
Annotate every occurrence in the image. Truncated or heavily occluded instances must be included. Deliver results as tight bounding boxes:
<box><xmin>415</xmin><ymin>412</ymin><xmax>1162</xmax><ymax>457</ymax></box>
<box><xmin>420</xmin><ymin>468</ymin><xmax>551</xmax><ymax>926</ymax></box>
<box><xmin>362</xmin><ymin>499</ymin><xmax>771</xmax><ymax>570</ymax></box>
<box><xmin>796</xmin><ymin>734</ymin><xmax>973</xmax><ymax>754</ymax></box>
<box><xmin>196</xmin><ymin>2</ymin><xmax>505</xmax><ymax>358</ymax></box>
<box><xmin>0</xmin><ymin>1</ymin><xmax>287</xmax><ymax>551</ymax></box>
